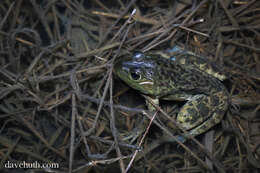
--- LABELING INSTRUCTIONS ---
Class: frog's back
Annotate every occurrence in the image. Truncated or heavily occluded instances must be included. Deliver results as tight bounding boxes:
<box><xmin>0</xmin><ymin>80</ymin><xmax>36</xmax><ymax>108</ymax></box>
<box><xmin>153</xmin><ymin>46</ymin><xmax>227</xmax><ymax>81</ymax></box>
<box><xmin>147</xmin><ymin>54</ymin><xmax>227</xmax><ymax>100</ymax></box>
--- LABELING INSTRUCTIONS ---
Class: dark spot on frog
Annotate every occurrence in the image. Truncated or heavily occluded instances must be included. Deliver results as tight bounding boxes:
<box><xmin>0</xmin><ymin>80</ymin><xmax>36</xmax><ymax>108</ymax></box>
<box><xmin>161</xmin><ymin>69</ymin><xmax>167</xmax><ymax>76</ymax></box>
<box><xmin>197</xmin><ymin>102</ymin><xmax>210</xmax><ymax>117</ymax></box>
<box><xmin>211</xmin><ymin>96</ymin><xmax>219</xmax><ymax>106</ymax></box>
<box><xmin>186</xmin><ymin>107</ymin><xmax>200</xmax><ymax>124</ymax></box>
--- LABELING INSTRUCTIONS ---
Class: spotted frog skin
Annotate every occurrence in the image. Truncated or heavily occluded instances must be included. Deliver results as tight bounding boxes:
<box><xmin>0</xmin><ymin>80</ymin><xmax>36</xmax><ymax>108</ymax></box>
<box><xmin>114</xmin><ymin>47</ymin><xmax>229</xmax><ymax>137</ymax></box>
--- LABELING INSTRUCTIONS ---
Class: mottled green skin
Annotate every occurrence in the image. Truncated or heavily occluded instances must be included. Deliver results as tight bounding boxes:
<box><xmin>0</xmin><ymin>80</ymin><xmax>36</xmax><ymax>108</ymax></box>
<box><xmin>114</xmin><ymin>51</ymin><xmax>229</xmax><ymax>137</ymax></box>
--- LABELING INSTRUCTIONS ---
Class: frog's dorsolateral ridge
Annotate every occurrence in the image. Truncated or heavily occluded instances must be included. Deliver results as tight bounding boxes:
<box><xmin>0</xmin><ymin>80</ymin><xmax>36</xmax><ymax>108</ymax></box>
<box><xmin>114</xmin><ymin>48</ymin><xmax>229</xmax><ymax>138</ymax></box>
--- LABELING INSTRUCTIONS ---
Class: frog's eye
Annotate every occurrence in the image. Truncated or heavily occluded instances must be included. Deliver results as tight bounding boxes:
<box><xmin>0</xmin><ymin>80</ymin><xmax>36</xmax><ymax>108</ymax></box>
<box><xmin>130</xmin><ymin>71</ymin><xmax>141</xmax><ymax>80</ymax></box>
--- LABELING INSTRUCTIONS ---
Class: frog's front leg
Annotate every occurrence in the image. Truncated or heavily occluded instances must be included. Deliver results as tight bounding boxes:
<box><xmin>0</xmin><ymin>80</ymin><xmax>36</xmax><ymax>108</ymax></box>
<box><xmin>122</xmin><ymin>96</ymin><xmax>158</xmax><ymax>143</ymax></box>
<box><xmin>144</xmin><ymin>96</ymin><xmax>159</xmax><ymax>111</ymax></box>
<box><xmin>176</xmin><ymin>91</ymin><xmax>229</xmax><ymax>137</ymax></box>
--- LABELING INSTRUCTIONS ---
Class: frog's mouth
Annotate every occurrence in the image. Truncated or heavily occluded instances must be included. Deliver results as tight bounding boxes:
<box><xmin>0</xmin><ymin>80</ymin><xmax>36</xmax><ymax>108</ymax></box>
<box><xmin>139</xmin><ymin>81</ymin><xmax>154</xmax><ymax>86</ymax></box>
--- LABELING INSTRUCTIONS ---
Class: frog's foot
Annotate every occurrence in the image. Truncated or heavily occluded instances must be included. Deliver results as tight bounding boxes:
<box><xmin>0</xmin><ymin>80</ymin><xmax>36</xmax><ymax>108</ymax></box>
<box><xmin>121</xmin><ymin>117</ymin><xmax>147</xmax><ymax>144</ymax></box>
<box><xmin>176</xmin><ymin>92</ymin><xmax>228</xmax><ymax>137</ymax></box>
<box><xmin>122</xmin><ymin>127</ymin><xmax>145</xmax><ymax>144</ymax></box>
<box><xmin>173</xmin><ymin>135</ymin><xmax>187</xmax><ymax>143</ymax></box>
<box><xmin>161</xmin><ymin>133</ymin><xmax>188</xmax><ymax>143</ymax></box>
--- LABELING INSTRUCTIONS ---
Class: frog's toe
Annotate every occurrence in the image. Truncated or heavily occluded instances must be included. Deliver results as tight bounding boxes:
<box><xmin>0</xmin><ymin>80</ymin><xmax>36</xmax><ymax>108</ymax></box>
<box><xmin>174</xmin><ymin>135</ymin><xmax>187</xmax><ymax>143</ymax></box>
<box><xmin>161</xmin><ymin>134</ymin><xmax>187</xmax><ymax>143</ymax></box>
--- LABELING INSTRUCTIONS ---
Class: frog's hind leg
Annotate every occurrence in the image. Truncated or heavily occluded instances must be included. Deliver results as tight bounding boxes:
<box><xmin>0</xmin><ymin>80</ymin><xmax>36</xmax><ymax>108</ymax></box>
<box><xmin>176</xmin><ymin>92</ymin><xmax>228</xmax><ymax>137</ymax></box>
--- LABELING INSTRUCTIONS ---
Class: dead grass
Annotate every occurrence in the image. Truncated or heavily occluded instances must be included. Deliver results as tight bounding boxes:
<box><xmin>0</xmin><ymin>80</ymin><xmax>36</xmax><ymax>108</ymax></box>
<box><xmin>0</xmin><ymin>0</ymin><xmax>259</xmax><ymax>173</ymax></box>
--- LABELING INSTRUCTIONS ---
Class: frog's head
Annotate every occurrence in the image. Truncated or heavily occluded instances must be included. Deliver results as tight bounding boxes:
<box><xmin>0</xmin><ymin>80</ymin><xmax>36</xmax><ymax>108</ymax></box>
<box><xmin>114</xmin><ymin>52</ymin><xmax>158</xmax><ymax>95</ymax></box>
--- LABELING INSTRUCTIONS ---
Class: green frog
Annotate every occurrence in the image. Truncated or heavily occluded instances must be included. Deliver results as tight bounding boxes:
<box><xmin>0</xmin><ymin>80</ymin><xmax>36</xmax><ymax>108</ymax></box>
<box><xmin>114</xmin><ymin>46</ymin><xmax>229</xmax><ymax>139</ymax></box>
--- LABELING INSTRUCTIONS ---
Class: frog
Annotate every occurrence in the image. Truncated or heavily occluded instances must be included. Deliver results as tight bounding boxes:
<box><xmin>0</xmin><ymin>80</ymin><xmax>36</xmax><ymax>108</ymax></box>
<box><xmin>114</xmin><ymin>46</ymin><xmax>229</xmax><ymax>139</ymax></box>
